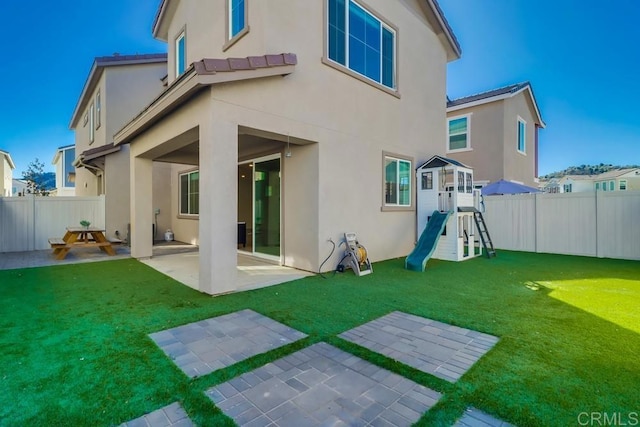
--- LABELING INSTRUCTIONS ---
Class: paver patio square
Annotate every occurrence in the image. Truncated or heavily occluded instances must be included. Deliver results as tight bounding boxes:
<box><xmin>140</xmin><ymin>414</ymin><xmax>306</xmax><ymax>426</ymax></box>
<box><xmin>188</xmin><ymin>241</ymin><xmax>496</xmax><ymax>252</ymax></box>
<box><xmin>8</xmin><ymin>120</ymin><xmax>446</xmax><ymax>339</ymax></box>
<box><xmin>453</xmin><ymin>406</ymin><xmax>515</xmax><ymax>426</ymax></box>
<box><xmin>339</xmin><ymin>311</ymin><xmax>499</xmax><ymax>383</ymax></box>
<box><xmin>205</xmin><ymin>342</ymin><xmax>441</xmax><ymax>426</ymax></box>
<box><xmin>149</xmin><ymin>309</ymin><xmax>307</xmax><ymax>378</ymax></box>
<box><xmin>119</xmin><ymin>402</ymin><xmax>195</xmax><ymax>427</ymax></box>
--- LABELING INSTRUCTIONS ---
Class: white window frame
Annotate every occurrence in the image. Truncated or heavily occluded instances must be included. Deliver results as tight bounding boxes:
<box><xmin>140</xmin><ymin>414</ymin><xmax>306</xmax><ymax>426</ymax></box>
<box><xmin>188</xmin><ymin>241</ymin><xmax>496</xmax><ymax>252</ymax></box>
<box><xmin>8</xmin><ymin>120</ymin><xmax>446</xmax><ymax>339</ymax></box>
<box><xmin>225</xmin><ymin>0</ymin><xmax>249</xmax><ymax>51</ymax></box>
<box><xmin>620</xmin><ymin>180</ymin><xmax>627</xmax><ymax>190</ymax></box>
<box><xmin>324</xmin><ymin>0</ymin><xmax>398</xmax><ymax>95</ymax></box>
<box><xmin>382</xmin><ymin>152</ymin><xmax>413</xmax><ymax>211</ymax></box>
<box><xmin>179</xmin><ymin>169</ymin><xmax>199</xmax><ymax>216</ymax></box>
<box><xmin>517</xmin><ymin>116</ymin><xmax>526</xmax><ymax>154</ymax></box>
<box><xmin>175</xmin><ymin>30</ymin><xmax>186</xmax><ymax>77</ymax></box>
<box><xmin>447</xmin><ymin>114</ymin><xmax>471</xmax><ymax>153</ymax></box>
<box><xmin>609</xmin><ymin>181</ymin><xmax>615</xmax><ymax>191</ymax></box>
<box><xmin>89</xmin><ymin>102</ymin><xmax>95</xmax><ymax>144</ymax></box>
<box><xmin>95</xmin><ymin>90</ymin><xmax>101</xmax><ymax>129</ymax></box>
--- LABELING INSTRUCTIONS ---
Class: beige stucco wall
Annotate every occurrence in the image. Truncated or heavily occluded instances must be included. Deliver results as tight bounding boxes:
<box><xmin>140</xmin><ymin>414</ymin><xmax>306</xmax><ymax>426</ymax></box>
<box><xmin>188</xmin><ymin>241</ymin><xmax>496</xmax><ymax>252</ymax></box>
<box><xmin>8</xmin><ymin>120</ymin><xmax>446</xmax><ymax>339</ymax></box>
<box><xmin>446</xmin><ymin>102</ymin><xmax>505</xmax><ymax>184</ymax></box>
<box><xmin>135</xmin><ymin>0</ymin><xmax>450</xmax><ymax>272</ymax></box>
<box><xmin>73</xmin><ymin>62</ymin><xmax>168</xmax><ymax>238</ymax></box>
<box><xmin>503</xmin><ymin>93</ymin><xmax>538</xmax><ymax>187</ymax></box>
<box><xmin>447</xmin><ymin>91</ymin><xmax>540</xmax><ymax>187</ymax></box>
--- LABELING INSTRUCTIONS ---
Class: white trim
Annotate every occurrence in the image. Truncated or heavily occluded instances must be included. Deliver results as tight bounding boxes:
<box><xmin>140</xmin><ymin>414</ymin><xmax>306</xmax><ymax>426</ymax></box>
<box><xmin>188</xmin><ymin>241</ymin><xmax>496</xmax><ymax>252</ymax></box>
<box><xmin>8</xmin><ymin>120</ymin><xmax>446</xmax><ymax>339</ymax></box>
<box><xmin>446</xmin><ymin>113</ymin><xmax>471</xmax><ymax>153</ymax></box>
<box><xmin>383</xmin><ymin>154</ymin><xmax>412</xmax><ymax>208</ymax></box>
<box><xmin>447</xmin><ymin>85</ymin><xmax>546</xmax><ymax>128</ymax></box>
<box><xmin>175</xmin><ymin>30</ymin><xmax>186</xmax><ymax>78</ymax></box>
<box><xmin>89</xmin><ymin>103</ymin><xmax>95</xmax><ymax>144</ymax></box>
<box><xmin>178</xmin><ymin>169</ymin><xmax>199</xmax><ymax>216</ymax></box>
<box><xmin>517</xmin><ymin>116</ymin><xmax>526</xmax><ymax>155</ymax></box>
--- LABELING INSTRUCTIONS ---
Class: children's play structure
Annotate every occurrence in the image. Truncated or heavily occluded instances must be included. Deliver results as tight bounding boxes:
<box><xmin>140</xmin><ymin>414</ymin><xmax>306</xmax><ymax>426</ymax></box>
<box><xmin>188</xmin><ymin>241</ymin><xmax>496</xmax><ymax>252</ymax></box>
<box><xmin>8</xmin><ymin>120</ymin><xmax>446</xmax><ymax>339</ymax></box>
<box><xmin>406</xmin><ymin>155</ymin><xmax>495</xmax><ymax>272</ymax></box>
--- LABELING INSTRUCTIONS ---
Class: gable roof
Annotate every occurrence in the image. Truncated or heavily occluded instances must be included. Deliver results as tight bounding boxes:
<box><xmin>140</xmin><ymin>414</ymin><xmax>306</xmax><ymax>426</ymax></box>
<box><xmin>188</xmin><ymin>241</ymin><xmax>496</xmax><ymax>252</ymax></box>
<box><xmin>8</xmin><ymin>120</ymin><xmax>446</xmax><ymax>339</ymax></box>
<box><xmin>447</xmin><ymin>82</ymin><xmax>546</xmax><ymax>128</ymax></box>
<box><xmin>152</xmin><ymin>0</ymin><xmax>461</xmax><ymax>60</ymax></box>
<box><xmin>0</xmin><ymin>150</ymin><xmax>16</xmax><ymax>170</ymax></box>
<box><xmin>69</xmin><ymin>53</ymin><xmax>168</xmax><ymax>129</ymax></box>
<box><xmin>114</xmin><ymin>53</ymin><xmax>297</xmax><ymax>145</ymax></box>
<box><xmin>417</xmin><ymin>155</ymin><xmax>470</xmax><ymax>170</ymax></box>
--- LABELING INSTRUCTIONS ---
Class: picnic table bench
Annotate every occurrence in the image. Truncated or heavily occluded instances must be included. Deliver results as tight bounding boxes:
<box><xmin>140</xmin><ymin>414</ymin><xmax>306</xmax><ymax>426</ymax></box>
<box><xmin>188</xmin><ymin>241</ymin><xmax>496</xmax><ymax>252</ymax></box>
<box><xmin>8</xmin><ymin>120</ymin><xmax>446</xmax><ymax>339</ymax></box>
<box><xmin>49</xmin><ymin>227</ymin><xmax>116</xmax><ymax>260</ymax></box>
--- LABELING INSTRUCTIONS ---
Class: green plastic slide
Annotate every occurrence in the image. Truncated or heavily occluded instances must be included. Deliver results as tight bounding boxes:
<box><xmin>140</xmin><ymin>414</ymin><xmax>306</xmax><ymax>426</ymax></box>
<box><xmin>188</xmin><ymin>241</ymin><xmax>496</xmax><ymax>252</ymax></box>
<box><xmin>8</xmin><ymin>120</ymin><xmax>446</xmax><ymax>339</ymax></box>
<box><xmin>405</xmin><ymin>210</ymin><xmax>452</xmax><ymax>272</ymax></box>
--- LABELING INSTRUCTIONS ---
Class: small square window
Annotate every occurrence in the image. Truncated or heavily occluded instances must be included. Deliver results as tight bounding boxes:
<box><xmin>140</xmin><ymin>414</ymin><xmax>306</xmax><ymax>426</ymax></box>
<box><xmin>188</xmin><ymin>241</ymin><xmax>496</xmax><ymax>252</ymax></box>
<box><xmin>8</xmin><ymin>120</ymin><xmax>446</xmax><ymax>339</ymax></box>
<box><xmin>448</xmin><ymin>116</ymin><xmax>469</xmax><ymax>151</ymax></box>
<box><xmin>620</xmin><ymin>180</ymin><xmax>627</xmax><ymax>190</ymax></box>
<box><xmin>384</xmin><ymin>154</ymin><xmax>412</xmax><ymax>208</ymax></box>
<box><xmin>421</xmin><ymin>172</ymin><xmax>433</xmax><ymax>190</ymax></box>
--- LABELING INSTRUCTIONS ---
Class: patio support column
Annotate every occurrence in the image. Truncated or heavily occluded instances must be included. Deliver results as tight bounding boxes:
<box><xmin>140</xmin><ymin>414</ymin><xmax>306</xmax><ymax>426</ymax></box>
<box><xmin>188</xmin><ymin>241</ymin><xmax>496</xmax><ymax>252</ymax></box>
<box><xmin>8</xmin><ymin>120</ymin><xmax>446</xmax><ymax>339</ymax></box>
<box><xmin>130</xmin><ymin>156</ymin><xmax>153</xmax><ymax>259</ymax></box>
<box><xmin>198</xmin><ymin>110</ymin><xmax>237</xmax><ymax>295</ymax></box>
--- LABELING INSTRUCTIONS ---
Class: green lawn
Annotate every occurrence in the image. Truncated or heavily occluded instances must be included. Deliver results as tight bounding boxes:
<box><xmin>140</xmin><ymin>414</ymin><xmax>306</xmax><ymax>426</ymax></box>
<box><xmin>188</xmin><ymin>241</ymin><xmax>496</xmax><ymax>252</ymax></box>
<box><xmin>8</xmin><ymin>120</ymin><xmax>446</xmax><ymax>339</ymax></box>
<box><xmin>1</xmin><ymin>251</ymin><xmax>638</xmax><ymax>426</ymax></box>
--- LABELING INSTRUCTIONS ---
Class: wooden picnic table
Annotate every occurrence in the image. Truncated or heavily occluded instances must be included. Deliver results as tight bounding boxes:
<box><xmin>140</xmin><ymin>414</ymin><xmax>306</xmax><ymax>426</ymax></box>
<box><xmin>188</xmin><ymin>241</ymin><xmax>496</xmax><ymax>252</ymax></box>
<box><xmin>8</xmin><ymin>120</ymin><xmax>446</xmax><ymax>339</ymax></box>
<box><xmin>49</xmin><ymin>227</ymin><xmax>116</xmax><ymax>260</ymax></box>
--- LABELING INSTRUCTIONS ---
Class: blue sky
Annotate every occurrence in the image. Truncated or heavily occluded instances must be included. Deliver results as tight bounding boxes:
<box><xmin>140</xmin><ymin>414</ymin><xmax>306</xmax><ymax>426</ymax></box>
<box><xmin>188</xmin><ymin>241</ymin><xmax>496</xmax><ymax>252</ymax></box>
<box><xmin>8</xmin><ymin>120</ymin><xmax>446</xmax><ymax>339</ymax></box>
<box><xmin>1</xmin><ymin>1</ymin><xmax>639</xmax><ymax>176</ymax></box>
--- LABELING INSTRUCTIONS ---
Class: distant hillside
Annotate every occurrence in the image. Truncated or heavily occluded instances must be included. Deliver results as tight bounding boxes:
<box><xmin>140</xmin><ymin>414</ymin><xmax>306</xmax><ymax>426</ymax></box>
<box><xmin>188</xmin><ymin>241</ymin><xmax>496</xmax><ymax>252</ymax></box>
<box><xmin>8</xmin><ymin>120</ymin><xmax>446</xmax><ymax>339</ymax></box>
<box><xmin>542</xmin><ymin>164</ymin><xmax>640</xmax><ymax>180</ymax></box>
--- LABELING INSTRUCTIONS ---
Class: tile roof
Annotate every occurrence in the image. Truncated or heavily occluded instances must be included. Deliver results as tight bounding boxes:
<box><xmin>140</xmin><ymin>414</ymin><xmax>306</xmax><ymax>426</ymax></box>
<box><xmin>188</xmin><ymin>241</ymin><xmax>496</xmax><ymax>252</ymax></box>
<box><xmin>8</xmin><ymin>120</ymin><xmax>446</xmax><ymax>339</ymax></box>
<box><xmin>192</xmin><ymin>54</ymin><xmax>297</xmax><ymax>75</ymax></box>
<box><xmin>447</xmin><ymin>82</ymin><xmax>530</xmax><ymax>108</ymax></box>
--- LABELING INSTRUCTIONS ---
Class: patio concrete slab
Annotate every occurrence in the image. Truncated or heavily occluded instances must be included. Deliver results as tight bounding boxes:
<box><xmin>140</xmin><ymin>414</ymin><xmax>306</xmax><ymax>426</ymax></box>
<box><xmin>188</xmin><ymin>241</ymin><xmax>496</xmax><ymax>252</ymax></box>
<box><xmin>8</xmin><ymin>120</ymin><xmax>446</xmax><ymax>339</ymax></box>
<box><xmin>453</xmin><ymin>407</ymin><xmax>515</xmax><ymax>427</ymax></box>
<box><xmin>149</xmin><ymin>309</ymin><xmax>307</xmax><ymax>378</ymax></box>
<box><xmin>0</xmin><ymin>247</ymin><xmax>131</xmax><ymax>270</ymax></box>
<box><xmin>141</xmin><ymin>252</ymin><xmax>314</xmax><ymax>292</ymax></box>
<box><xmin>119</xmin><ymin>402</ymin><xmax>195</xmax><ymax>427</ymax></box>
<box><xmin>205</xmin><ymin>342</ymin><xmax>442</xmax><ymax>426</ymax></box>
<box><xmin>339</xmin><ymin>311</ymin><xmax>499</xmax><ymax>383</ymax></box>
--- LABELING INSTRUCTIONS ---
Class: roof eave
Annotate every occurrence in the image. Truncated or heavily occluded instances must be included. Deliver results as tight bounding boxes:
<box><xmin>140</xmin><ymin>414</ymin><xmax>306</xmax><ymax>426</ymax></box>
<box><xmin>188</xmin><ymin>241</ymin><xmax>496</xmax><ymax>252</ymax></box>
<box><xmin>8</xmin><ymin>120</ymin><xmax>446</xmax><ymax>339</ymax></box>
<box><xmin>114</xmin><ymin>64</ymin><xmax>296</xmax><ymax>145</ymax></box>
<box><xmin>152</xmin><ymin>0</ymin><xmax>171</xmax><ymax>41</ymax></box>
<box><xmin>0</xmin><ymin>151</ymin><xmax>16</xmax><ymax>170</ymax></box>
<box><xmin>425</xmin><ymin>0</ymin><xmax>462</xmax><ymax>61</ymax></box>
<box><xmin>69</xmin><ymin>61</ymin><xmax>100</xmax><ymax>129</ymax></box>
<box><xmin>447</xmin><ymin>84</ymin><xmax>546</xmax><ymax>128</ymax></box>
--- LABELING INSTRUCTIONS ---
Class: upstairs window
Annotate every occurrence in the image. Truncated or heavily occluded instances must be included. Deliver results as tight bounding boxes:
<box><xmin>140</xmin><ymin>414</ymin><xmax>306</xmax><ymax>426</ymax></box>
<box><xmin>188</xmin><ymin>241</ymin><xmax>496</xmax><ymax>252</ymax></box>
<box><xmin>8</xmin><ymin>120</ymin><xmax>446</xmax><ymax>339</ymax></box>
<box><xmin>384</xmin><ymin>155</ymin><xmax>411</xmax><ymax>208</ymax></box>
<box><xmin>328</xmin><ymin>0</ymin><xmax>396</xmax><ymax>90</ymax></box>
<box><xmin>620</xmin><ymin>180</ymin><xmax>627</xmax><ymax>190</ymax></box>
<box><xmin>563</xmin><ymin>184</ymin><xmax>572</xmax><ymax>193</ymax></box>
<box><xmin>89</xmin><ymin>102</ymin><xmax>95</xmax><ymax>143</ymax></box>
<box><xmin>179</xmin><ymin>170</ymin><xmax>199</xmax><ymax>215</ymax></box>
<box><xmin>175</xmin><ymin>30</ymin><xmax>186</xmax><ymax>77</ymax></box>
<box><xmin>229</xmin><ymin>0</ymin><xmax>246</xmax><ymax>38</ymax></box>
<box><xmin>448</xmin><ymin>116</ymin><xmax>469</xmax><ymax>151</ymax></box>
<box><xmin>517</xmin><ymin>117</ymin><xmax>526</xmax><ymax>153</ymax></box>
<box><xmin>95</xmin><ymin>91</ymin><xmax>101</xmax><ymax>129</ymax></box>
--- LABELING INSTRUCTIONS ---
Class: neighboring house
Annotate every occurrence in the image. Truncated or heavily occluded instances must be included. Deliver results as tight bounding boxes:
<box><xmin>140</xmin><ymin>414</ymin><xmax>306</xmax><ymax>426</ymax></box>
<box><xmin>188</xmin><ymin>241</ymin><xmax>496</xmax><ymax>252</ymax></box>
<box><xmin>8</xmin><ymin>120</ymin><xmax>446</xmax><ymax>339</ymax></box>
<box><xmin>12</xmin><ymin>179</ymin><xmax>28</xmax><ymax>197</ymax></box>
<box><xmin>113</xmin><ymin>0</ymin><xmax>462</xmax><ymax>295</ymax></box>
<box><xmin>538</xmin><ymin>178</ymin><xmax>560</xmax><ymax>193</ymax></box>
<box><xmin>593</xmin><ymin>168</ymin><xmax>640</xmax><ymax>192</ymax></box>
<box><xmin>0</xmin><ymin>150</ymin><xmax>16</xmax><ymax>197</ymax></box>
<box><xmin>557</xmin><ymin>175</ymin><xmax>594</xmax><ymax>193</ymax></box>
<box><xmin>445</xmin><ymin>82</ymin><xmax>546</xmax><ymax>188</ymax></box>
<box><xmin>51</xmin><ymin>145</ymin><xmax>76</xmax><ymax>196</ymax></box>
<box><xmin>69</xmin><ymin>53</ymin><xmax>168</xmax><ymax>240</ymax></box>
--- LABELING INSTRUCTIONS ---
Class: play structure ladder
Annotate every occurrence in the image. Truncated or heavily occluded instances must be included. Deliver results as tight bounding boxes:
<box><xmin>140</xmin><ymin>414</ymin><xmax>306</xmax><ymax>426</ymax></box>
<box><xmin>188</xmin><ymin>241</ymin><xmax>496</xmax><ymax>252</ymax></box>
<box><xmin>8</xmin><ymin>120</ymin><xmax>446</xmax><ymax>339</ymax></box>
<box><xmin>472</xmin><ymin>210</ymin><xmax>496</xmax><ymax>258</ymax></box>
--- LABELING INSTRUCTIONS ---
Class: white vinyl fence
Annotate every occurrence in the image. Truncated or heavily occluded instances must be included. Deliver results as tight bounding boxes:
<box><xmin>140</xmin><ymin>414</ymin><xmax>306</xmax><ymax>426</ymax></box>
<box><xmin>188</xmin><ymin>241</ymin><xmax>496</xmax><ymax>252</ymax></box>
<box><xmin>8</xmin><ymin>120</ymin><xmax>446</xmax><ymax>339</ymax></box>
<box><xmin>483</xmin><ymin>190</ymin><xmax>640</xmax><ymax>260</ymax></box>
<box><xmin>0</xmin><ymin>195</ymin><xmax>105</xmax><ymax>252</ymax></box>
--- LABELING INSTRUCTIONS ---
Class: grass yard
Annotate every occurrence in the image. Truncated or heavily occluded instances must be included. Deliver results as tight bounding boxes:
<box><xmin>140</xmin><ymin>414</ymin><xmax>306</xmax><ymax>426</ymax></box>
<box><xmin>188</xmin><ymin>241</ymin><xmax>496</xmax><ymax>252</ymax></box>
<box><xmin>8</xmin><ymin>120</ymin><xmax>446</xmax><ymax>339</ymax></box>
<box><xmin>0</xmin><ymin>251</ymin><xmax>638</xmax><ymax>426</ymax></box>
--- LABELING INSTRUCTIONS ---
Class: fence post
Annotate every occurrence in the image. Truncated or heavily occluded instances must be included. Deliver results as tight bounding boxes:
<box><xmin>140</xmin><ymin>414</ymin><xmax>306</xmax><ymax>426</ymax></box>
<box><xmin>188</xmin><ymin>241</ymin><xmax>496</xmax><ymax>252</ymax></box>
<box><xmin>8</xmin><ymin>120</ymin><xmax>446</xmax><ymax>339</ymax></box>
<box><xmin>595</xmin><ymin>189</ymin><xmax>600</xmax><ymax>258</ymax></box>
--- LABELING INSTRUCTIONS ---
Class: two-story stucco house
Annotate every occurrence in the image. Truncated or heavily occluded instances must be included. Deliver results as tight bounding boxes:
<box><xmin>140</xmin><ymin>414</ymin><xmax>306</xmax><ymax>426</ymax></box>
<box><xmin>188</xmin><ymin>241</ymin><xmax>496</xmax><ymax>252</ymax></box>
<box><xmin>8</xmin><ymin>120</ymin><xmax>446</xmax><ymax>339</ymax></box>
<box><xmin>446</xmin><ymin>82</ymin><xmax>545</xmax><ymax>188</ymax></box>
<box><xmin>113</xmin><ymin>0</ymin><xmax>461</xmax><ymax>295</ymax></box>
<box><xmin>593</xmin><ymin>168</ymin><xmax>640</xmax><ymax>192</ymax></box>
<box><xmin>0</xmin><ymin>150</ymin><xmax>16</xmax><ymax>197</ymax></box>
<box><xmin>51</xmin><ymin>145</ymin><xmax>76</xmax><ymax>196</ymax></box>
<box><xmin>70</xmin><ymin>53</ymin><xmax>168</xmax><ymax>240</ymax></box>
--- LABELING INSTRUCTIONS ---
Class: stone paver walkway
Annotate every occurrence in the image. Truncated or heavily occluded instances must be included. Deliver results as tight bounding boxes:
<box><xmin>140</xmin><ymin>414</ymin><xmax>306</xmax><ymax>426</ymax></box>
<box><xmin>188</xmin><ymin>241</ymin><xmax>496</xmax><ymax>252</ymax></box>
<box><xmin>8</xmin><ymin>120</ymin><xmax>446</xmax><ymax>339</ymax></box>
<box><xmin>205</xmin><ymin>342</ymin><xmax>442</xmax><ymax>427</ymax></box>
<box><xmin>339</xmin><ymin>311</ymin><xmax>499</xmax><ymax>382</ymax></box>
<box><xmin>120</xmin><ymin>402</ymin><xmax>195</xmax><ymax>427</ymax></box>
<box><xmin>149</xmin><ymin>309</ymin><xmax>307</xmax><ymax>378</ymax></box>
<box><xmin>453</xmin><ymin>407</ymin><xmax>515</xmax><ymax>427</ymax></box>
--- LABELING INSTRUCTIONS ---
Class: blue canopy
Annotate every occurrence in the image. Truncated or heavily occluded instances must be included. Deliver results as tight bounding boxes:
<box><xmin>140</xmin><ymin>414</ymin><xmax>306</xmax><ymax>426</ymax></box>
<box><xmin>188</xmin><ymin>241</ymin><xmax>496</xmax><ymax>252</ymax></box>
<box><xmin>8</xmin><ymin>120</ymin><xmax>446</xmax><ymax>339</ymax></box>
<box><xmin>481</xmin><ymin>179</ymin><xmax>542</xmax><ymax>195</ymax></box>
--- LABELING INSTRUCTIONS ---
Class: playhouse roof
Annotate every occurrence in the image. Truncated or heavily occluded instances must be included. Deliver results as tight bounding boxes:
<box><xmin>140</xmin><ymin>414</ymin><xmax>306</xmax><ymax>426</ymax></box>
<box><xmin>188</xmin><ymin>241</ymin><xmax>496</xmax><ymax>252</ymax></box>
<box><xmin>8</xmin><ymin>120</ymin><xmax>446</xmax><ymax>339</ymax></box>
<box><xmin>417</xmin><ymin>155</ymin><xmax>470</xmax><ymax>170</ymax></box>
